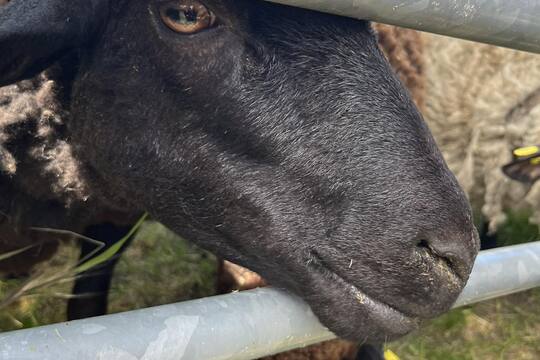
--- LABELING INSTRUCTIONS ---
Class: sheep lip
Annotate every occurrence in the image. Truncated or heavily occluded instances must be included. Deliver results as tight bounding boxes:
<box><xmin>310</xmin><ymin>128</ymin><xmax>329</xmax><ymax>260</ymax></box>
<box><xmin>308</xmin><ymin>254</ymin><xmax>419</xmax><ymax>322</ymax></box>
<box><xmin>304</xmin><ymin>257</ymin><xmax>421</xmax><ymax>341</ymax></box>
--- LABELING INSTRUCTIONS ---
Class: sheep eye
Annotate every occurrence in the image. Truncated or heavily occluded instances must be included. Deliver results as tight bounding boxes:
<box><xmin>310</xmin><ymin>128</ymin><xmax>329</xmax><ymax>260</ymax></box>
<box><xmin>159</xmin><ymin>1</ymin><xmax>216</xmax><ymax>34</ymax></box>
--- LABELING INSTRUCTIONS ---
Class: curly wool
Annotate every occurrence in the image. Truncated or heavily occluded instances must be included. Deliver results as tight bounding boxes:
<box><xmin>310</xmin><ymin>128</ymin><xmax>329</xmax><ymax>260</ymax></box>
<box><xmin>0</xmin><ymin>73</ymin><xmax>98</xmax><ymax>274</ymax></box>
<box><xmin>421</xmin><ymin>34</ymin><xmax>540</xmax><ymax>231</ymax></box>
<box><xmin>0</xmin><ymin>73</ymin><xmax>90</xmax><ymax>207</ymax></box>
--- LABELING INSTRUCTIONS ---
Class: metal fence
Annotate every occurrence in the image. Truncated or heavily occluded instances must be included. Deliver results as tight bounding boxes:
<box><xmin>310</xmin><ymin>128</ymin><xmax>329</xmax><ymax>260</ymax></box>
<box><xmin>2</xmin><ymin>1</ymin><xmax>540</xmax><ymax>359</ymax></box>
<box><xmin>267</xmin><ymin>0</ymin><xmax>540</xmax><ymax>53</ymax></box>
<box><xmin>1</xmin><ymin>243</ymin><xmax>539</xmax><ymax>359</ymax></box>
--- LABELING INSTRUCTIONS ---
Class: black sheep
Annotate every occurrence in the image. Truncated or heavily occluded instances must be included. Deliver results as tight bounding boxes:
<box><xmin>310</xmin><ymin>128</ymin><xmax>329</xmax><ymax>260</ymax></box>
<box><xmin>0</xmin><ymin>0</ymin><xmax>479</xmax><ymax>344</ymax></box>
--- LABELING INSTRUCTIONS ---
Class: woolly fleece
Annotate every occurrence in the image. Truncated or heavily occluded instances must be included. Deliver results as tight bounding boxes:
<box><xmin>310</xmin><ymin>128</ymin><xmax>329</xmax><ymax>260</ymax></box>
<box><xmin>422</xmin><ymin>34</ymin><xmax>540</xmax><ymax>230</ymax></box>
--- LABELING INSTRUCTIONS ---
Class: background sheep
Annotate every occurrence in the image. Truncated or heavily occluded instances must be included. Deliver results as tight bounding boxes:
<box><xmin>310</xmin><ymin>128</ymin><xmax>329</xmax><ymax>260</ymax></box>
<box><xmin>421</xmin><ymin>33</ymin><xmax>540</xmax><ymax>233</ymax></box>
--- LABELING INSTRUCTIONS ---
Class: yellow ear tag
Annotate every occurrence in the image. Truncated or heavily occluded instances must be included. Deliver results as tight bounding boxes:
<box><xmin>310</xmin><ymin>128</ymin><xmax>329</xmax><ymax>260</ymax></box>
<box><xmin>513</xmin><ymin>146</ymin><xmax>540</xmax><ymax>158</ymax></box>
<box><xmin>384</xmin><ymin>349</ymin><xmax>401</xmax><ymax>360</ymax></box>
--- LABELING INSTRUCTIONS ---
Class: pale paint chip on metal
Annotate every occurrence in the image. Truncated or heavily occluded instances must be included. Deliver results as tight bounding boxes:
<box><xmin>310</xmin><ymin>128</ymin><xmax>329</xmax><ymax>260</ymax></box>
<box><xmin>140</xmin><ymin>316</ymin><xmax>199</xmax><ymax>360</ymax></box>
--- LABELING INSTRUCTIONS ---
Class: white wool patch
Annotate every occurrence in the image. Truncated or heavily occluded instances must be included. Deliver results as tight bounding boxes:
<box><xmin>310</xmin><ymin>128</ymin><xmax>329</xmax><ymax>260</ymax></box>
<box><xmin>423</xmin><ymin>33</ymin><xmax>540</xmax><ymax>230</ymax></box>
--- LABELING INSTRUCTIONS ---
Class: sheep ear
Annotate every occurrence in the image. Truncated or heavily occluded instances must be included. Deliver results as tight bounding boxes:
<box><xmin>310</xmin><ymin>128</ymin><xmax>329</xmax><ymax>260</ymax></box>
<box><xmin>502</xmin><ymin>158</ymin><xmax>540</xmax><ymax>184</ymax></box>
<box><xmin>0</xmin><ymin>0</ymin><xmax>109</xmax><ymax>86</ymax></box>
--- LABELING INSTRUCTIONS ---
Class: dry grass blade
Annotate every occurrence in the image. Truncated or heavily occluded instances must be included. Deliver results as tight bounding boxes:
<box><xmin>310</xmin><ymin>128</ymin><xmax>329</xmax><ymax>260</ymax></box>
<box><xmin>75</xmin><ymin>213</ymin><xmax>148</xmax><ymax>273</ymax></box>
<box><xmin>0</xmin><ymin>244</ymin><xmax>38</xmax><ymax>262</ymax></box>
<box><xmin>0</xmin><ymin>213</ymin><xmax>147</xmax><ymax>311</ymax></box>
<box><xmin>28</xmin><ymin>227</ymin><xmax>105</xmax><ymax>263</ymax></box>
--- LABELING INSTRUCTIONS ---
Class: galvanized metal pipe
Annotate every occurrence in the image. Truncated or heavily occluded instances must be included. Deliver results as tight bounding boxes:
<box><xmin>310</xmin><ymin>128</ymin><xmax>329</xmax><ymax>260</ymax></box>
<box><xmin>265</xmin><ymin>0</ymin><xmax>540</xmax><ymax>54</ymax></box>
<box><xmin>454</xmin><ymin>241</ymin><xmax>540</xmax><ymax>307</ymax></box>
<box><xmin>1</xmin><ymin>242</ymin><xmax>540</xmax><ymax>360</ymax></box>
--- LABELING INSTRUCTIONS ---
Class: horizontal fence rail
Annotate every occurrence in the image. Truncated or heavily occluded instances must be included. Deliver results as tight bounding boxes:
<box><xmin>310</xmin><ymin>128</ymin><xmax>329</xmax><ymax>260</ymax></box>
<box><xmin>265</xmin><ymin>0</ymin><xmax>540</xmax><ymax>54</ymax></box>
<box><xmin>0</xmin><ymin>242</ymin><xmax>539</xmax><ymax>360</ymax></box>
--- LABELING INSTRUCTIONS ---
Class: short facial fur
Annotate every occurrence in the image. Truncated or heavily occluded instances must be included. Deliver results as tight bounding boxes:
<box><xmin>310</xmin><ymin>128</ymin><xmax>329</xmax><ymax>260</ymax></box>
<box><xmin>0</xmin><ymin>0</ymin><xmax>479</xmax><ymax>341</ymax></box>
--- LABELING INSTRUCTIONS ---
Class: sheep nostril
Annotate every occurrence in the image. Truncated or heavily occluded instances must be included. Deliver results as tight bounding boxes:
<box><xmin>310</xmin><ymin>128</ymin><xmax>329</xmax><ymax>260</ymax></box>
<box><xmin>416</xmin><ymin>239</ymin><xmax>430</xmax><ymax>250</ymax></box>
<box><xmin>415</xmin><ymin>238</ymin><xmax>466</xmax><ymax>281</ymax></box>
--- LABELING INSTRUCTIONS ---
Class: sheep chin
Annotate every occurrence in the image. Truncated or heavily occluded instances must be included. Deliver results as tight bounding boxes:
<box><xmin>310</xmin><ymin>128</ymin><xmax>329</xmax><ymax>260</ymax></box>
<box><xmin>303</xmin><ymin>256</ymin><xmax>420</xmax><ymax>342</ymax></box>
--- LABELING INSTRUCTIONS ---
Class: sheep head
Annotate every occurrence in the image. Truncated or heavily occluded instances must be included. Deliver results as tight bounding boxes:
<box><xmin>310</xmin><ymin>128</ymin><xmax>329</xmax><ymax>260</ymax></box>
<box><xmin>0</xmin><ymin>0</ymin><xmax>480</xmax><ymax>342</ymax></box>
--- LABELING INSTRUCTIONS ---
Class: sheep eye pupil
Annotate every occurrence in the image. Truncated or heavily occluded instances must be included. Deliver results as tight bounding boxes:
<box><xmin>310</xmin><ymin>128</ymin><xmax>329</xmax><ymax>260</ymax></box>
<box><xmin>159</xmin><ymin>1</ymin><xmax>215</xmax><ymax>34</ymax></box>
<box><xmin>166</xmin><ymin>7</ymin><xmax>198</xmax><ymax>25</ymax></box>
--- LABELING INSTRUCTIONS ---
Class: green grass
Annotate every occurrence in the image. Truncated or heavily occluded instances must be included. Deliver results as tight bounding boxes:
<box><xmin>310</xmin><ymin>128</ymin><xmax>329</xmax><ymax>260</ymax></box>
<box><xmin>107</xmin><ymin>221</ymin><xmax>217</xmax><ymax>312</ymax></box>
<box><xmin>389</xmin><ymin>289</ymin><xmax>540</xmax><ymax>359</ymax></box>
<box><xmin>0</xmin><ymin>221</ymin><xmax>217</xmax><ymax>331</ymax></box>
<box><xmin>496</xmin><ymin>209</ymin><xmax>540</xmax><ymax>247</ymax></box>
<box><xmin>0</xmin><ymin>214</ymin><xmax>539</xmax><ymax>359</ymax></box>
<box><xmin>0</xmin><ymin>242</ymin><xmax>79</xmax><ymax>330</ymax></box>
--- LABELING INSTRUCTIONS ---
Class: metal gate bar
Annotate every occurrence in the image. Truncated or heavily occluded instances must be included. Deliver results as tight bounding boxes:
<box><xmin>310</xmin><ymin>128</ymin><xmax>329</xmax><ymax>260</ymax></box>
<box><xmin>265</xmin><ymin>0</ymin><xmax>540</xmax><ymax>54</ymax></box>
<box><xmin>1</xmin><ymin>242</ymin><xmax>539</xmax><ymax>360</ymax></box>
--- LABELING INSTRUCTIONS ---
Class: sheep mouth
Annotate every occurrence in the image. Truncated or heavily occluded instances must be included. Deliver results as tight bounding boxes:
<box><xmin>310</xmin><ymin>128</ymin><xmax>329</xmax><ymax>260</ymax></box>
<box><xmin>309</xmin><ymin>252</ymin><xmax>415</xmax><ymax>316</ymax></box>
<box><xmin>306</xmin><ymin>251</ymin><xmax>421</xmax><ymax>340</ymax></box>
